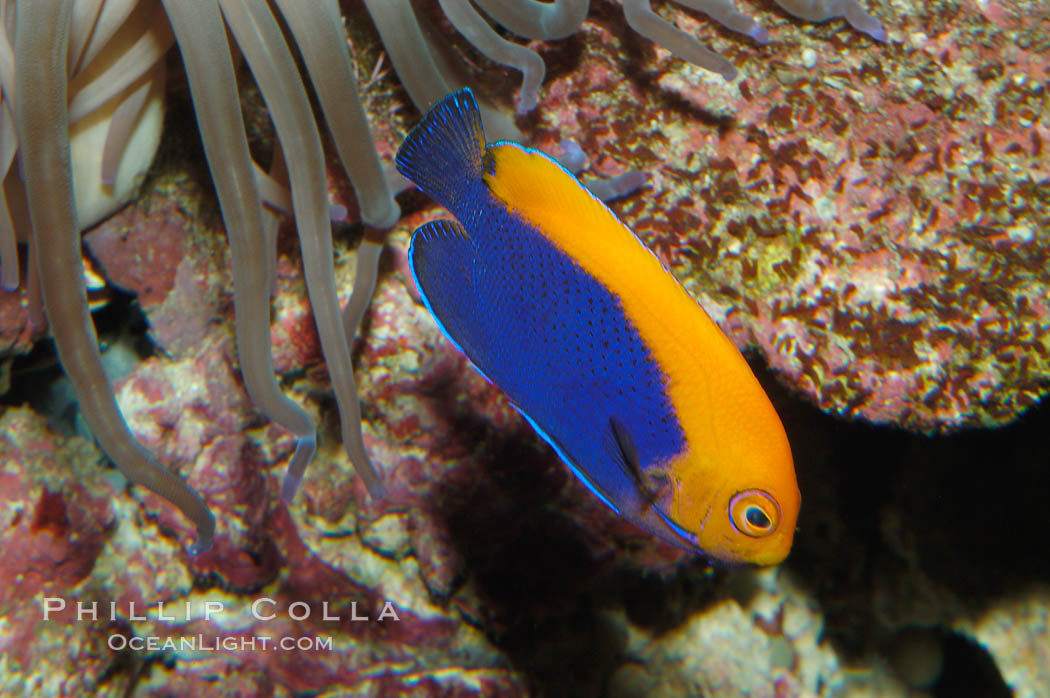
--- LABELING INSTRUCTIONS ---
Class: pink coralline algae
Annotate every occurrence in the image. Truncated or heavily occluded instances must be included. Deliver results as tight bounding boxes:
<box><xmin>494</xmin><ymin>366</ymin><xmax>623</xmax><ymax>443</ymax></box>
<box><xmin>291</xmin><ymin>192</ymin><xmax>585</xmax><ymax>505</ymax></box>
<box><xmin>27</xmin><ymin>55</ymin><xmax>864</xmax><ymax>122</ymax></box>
<box><xmin>0</xmin><ymin>331</ymin><xmax>524</xmax><ymax>695</ymax></box>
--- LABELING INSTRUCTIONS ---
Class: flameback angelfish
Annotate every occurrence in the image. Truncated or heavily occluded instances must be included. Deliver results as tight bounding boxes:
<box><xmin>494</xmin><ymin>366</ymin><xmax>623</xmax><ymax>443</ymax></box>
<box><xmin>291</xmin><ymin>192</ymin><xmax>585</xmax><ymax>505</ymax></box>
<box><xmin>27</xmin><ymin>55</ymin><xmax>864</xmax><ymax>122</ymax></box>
<box><xmin>395</xmin><ymin>89</ymin><xmax>799</xmax><ymax>565</ymax></box>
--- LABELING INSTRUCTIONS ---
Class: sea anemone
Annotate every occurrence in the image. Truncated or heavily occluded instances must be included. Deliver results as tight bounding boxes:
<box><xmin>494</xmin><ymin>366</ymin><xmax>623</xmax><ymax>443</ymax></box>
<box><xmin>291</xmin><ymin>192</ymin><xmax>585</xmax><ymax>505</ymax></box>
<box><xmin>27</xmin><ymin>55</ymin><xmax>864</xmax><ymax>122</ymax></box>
<box><xmin>5</xmin><ymin>0</ymin><xmax>403</xmax><ymax>554</ymax></box>
<box><xmin>0</xmin><ymin>0</ymin><xmax>885</xmax><ymax>553</ymax></box>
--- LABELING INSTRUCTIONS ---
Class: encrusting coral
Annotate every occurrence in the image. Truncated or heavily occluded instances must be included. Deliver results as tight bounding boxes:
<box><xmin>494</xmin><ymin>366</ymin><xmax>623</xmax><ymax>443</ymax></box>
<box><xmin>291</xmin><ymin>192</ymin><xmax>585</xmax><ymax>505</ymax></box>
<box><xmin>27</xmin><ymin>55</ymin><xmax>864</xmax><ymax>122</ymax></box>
<box><xmin>0</xmin><ymin>0</ymin><xmax>886</xmax><ymax>552</ymax></box>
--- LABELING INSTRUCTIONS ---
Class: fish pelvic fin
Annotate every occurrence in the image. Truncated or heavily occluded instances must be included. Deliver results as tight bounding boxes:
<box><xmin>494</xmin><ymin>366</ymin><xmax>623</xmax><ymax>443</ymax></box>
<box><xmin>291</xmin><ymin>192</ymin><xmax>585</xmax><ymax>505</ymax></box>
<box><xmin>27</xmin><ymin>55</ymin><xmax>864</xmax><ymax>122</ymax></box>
<box><xmin>395</xmin><ymin>88</ymin><xmax>486</xmax><ymax>210</ymax></box>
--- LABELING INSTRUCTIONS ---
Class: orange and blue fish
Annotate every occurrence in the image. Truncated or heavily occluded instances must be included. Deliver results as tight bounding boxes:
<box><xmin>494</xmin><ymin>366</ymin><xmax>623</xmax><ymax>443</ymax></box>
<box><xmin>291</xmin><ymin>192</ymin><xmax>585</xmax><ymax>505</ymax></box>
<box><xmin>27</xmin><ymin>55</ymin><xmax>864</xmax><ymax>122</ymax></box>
<box><xmin>396</xmin><ymin>89</ymin><xmax>799</xmax><ymax>566</ymax></box>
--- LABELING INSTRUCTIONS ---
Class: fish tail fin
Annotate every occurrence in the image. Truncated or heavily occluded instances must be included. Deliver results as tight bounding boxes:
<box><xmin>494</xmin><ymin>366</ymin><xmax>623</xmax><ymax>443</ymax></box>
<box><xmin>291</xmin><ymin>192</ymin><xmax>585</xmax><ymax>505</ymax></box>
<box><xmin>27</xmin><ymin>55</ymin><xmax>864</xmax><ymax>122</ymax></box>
<box><xmin>395</xmin><ymin>88</ymin><xmax>486</xmax><ymax>210</ymax></box>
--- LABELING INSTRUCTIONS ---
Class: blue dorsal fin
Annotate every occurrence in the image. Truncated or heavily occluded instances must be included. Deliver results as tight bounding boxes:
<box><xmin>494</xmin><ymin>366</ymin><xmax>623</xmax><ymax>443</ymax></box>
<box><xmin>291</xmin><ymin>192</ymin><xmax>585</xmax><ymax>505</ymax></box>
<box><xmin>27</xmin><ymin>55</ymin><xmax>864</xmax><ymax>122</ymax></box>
<box><xmin>409</xmin><ymin>218</ymin><xmax>486</xmax><ymax>364</ymax></box>
<box><xmin>396</xmin><ymin>89</ymin><xmax>486</xmax><ymax>211</ymax></box>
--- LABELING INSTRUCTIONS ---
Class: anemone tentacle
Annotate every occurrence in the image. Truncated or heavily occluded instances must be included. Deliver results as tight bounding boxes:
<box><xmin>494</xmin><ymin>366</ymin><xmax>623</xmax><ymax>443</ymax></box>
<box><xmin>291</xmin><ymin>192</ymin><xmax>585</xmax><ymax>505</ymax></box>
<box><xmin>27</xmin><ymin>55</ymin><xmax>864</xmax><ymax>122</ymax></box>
<box><xmin>272</xmin><ymin>0</ymin><xmax>400</xmax><ymax>230</ymax></box>
<box><xmin>161</xmin><ymin>0</ymin><xmax>321</xmax><ymax>502</ymax></box>
<box><xmin>0</xmin><ymin>101</ymin><xmax>16</xmax><ymax>291</ymax></box>
<box><xmin>218</xmin><ymin>0</ymin><xmax>385</xmax><ymax>499</ymax></box>
<box><xmin>438</xmin><ymin>0</ymin><xmax>546</xmax><ymax>112</ymax></box>
<box><xmin>14</xmin><ymin>0</ymin><xmax>214</xmax><ymax>553</ymax></box>
<box><xmin>472</xmin><ymin>0</ymin><xmax>589</xmax><ymax>41</ymax></box>
<box><xmin>361</xmin><ymin>0</ymin><xmax>525</xmax><ymax>143</ymax></box>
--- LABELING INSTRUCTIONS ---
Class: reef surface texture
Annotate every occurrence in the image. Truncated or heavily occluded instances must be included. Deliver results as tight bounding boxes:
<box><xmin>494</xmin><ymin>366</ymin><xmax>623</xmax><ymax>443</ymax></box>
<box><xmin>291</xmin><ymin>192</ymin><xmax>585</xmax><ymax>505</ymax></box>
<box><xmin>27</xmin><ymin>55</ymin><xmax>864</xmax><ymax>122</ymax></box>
<box><xmin>1</xmin><ymin>0</ymin><xmax>1048</xmax><ymax>696</ymax></box>
<box><xmin>529</xmin><ymin>0</ymin><xmax>1050</xmax><ymax>432</ymax></box>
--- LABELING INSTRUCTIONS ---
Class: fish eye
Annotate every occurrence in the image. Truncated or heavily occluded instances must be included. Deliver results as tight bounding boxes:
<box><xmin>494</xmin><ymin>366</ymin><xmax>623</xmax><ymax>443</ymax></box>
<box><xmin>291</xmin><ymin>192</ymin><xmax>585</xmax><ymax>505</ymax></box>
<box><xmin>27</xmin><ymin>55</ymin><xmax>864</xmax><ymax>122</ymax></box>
<box><xmin>746</xmin><ymin>506</ymin><xmax>770</xmax><ymax>528</ymax></box>
<box><xmin>729</xmin><ymin>490</ymin><xmax>780</xmax><ymax>538</ymax></box>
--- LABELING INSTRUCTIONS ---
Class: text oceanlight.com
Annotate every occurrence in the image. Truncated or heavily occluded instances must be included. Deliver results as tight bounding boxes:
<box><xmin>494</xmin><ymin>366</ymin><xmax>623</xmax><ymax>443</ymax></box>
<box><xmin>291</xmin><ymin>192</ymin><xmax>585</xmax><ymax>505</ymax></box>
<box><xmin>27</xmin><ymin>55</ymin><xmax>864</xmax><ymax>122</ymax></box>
<box><xmin>42</xmin><ymin>597</ymin><xmax>401</xmax><ymax>652</ymax></box>
<box><xmin>107</xmin><ymin>634</ymin><xmax>334</xmax><ymax>652</ymax></box>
